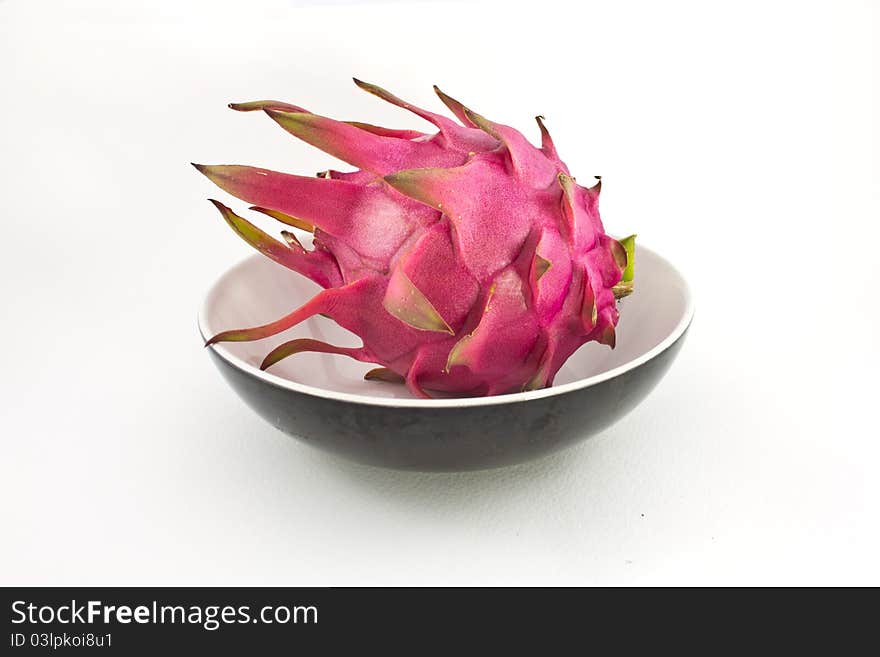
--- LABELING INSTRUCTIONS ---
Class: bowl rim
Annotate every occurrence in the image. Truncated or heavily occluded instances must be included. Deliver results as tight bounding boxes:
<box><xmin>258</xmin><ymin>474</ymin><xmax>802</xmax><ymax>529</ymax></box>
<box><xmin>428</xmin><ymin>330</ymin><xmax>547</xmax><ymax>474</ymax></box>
<box><xmin>198</xmin><ymin>243</ymin><xmax>694</xmax><ymax>409</ymax></box>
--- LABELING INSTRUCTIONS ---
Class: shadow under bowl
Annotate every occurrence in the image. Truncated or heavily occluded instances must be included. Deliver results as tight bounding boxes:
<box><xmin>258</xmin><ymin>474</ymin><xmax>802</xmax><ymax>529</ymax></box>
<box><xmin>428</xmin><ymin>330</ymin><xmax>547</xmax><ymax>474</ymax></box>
<box><xmin>199</xmin><ymin>245</ymin><xmax>693</xmax><ymax>471</ymax></box>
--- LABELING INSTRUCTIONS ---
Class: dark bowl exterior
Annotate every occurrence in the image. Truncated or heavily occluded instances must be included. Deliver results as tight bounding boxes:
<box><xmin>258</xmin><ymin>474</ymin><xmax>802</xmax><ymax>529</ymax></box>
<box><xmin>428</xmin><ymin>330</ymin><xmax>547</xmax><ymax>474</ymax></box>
<box><xmin>207</xmin><ymin>328</ymin><xmax>687</xmax><ymax>471</ymax></box>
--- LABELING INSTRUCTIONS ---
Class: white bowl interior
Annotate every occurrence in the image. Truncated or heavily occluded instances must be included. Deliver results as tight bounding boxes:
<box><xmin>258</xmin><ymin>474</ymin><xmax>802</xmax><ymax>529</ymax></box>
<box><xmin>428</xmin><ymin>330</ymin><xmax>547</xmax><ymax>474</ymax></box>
<box><xmin>200</xmin><ymin>245</ymin><xmax>691</xmax><ymax>404</ymax></box>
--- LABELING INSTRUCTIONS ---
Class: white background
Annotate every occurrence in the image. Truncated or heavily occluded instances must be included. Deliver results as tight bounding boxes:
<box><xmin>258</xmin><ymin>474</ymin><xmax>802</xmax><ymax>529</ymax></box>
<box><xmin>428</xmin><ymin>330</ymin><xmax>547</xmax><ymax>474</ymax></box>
<box><xmin>1</xmin><ymin>0</ymin><xmax>877</xmax><ymax>585</ymax></box>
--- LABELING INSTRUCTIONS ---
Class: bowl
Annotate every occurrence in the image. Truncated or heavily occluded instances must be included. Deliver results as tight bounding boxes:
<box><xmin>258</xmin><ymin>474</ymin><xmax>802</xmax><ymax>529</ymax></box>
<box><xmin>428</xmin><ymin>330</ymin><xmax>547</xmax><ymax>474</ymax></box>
<box><xmin>198</xmin><ymin>245</ymin><xmax>693</xmax><ymax>471</ymax></box>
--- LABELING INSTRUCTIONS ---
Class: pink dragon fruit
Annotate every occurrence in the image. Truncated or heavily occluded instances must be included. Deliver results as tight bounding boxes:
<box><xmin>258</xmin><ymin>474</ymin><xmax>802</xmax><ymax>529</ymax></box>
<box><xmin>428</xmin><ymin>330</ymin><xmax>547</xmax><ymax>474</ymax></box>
<box><xmin>195</xmin><ymin>80</ymin><xmax>635</xmax><ymax>398</ymax></box>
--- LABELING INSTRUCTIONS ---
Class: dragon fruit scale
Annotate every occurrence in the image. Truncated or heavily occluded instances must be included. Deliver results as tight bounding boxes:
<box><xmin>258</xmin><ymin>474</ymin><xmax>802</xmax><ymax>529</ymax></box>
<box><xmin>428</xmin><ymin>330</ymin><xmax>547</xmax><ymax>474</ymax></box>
<box><xmin>195</xmin><ymin>79</ymin><xmax>635</xmax><ymax>398</ymax></box>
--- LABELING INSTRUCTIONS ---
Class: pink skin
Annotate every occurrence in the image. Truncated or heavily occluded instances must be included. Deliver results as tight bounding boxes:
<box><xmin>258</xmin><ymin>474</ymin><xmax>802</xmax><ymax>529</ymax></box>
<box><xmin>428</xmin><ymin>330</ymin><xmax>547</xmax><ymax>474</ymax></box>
<box><xmin>197</xmin><ymin>80</ymin><xmax>625</xmax><ymax>397</ymax></box>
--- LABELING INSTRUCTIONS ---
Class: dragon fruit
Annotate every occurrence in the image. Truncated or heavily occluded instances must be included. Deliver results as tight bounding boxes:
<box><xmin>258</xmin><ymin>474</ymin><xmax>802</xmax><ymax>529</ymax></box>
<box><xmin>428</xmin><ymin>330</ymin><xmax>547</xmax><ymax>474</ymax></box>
<box><xmin>195</xmin><ymin>80</ymin><xmax>635</xmax><ymax>398</ymax></box>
